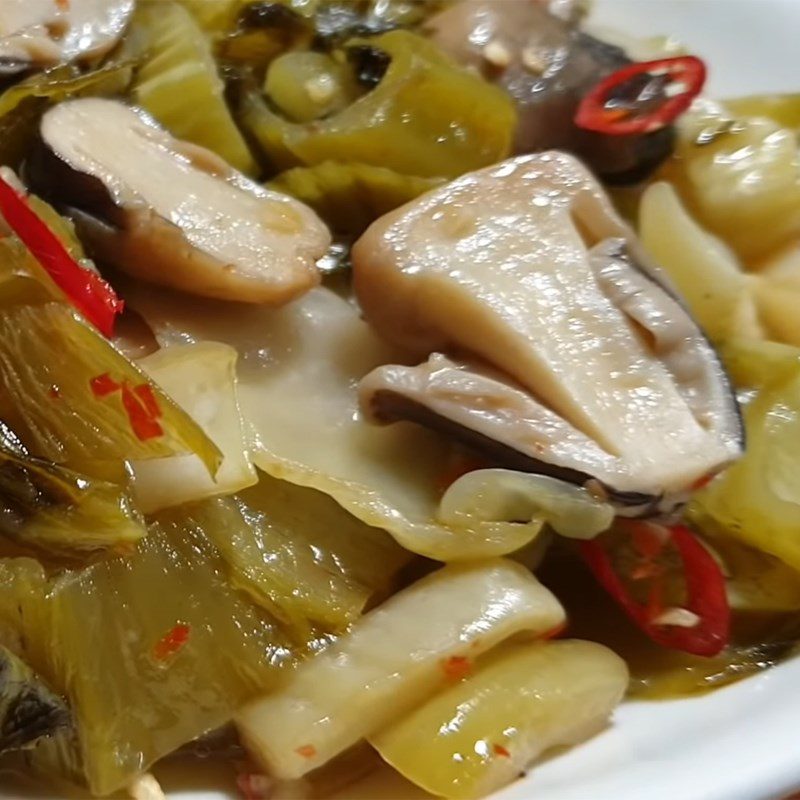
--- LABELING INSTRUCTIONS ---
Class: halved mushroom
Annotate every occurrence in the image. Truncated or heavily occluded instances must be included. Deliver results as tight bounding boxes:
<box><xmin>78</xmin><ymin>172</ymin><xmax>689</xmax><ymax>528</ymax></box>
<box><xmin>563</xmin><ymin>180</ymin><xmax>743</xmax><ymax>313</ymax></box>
<box><xmin>0</xmin><ymin>0</ymin><xmax>134</xmax><ymax>75</ymax></box>
<box><xmin>424</xmin><ymin>0</ymin><xmax>673</xmax><ymax>183</ymax></box>
<box><xmin>29</xmin><ymin>98</ymin><xmax>330</xmax><ymax>305</ymax></box>
<box><xmin>353</xmin><ymin>152</ymin><xmax>743</xmax><ymax>514</ymax></box>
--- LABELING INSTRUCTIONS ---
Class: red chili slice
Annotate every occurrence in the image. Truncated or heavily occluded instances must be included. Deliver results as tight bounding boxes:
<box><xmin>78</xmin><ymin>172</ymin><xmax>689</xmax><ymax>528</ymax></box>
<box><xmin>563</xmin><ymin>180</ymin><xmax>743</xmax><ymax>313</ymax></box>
<box><xmin>0</xmin><ymin>175</ymin><xmax>123</xmax><ymax>337</ymax></box>
<box><xmin>580</xmin><ymin>521</ymin><xmax>729</xmax><ymax>657</ymax></box>
<box><xmin>575</xmin><ymin>55</ymin><xmax>707</xmax><ymax>136</ymax></box>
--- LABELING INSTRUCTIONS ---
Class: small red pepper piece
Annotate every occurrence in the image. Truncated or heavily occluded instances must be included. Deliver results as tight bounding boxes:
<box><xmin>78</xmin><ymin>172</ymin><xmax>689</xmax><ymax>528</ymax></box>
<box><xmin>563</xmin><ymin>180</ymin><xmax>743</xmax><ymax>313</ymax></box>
<box><xmin>152</xmin><ymin>623</ymin><xmax>191</xmax><ymax>661</ymax></box>
<box><xmin>121</xmin><ymin>382</ymin><xmax>164</xmax><ymax>442</ymax></box>
<box><xmin>580</xmin><ymin>521</ymin><xmax>730</xmax><ymax>657</ymax></box>
<box><xmin>493</xmin><ymin>744</ymin><xmax>511</xmax><ymax>758</ymax></box>
<box><xmin>575</xmin><ymin>55</ymin><xmax>707</xmax><ymax>136</ymax></box>
<box><xmin>295</xmin><ymin>744</ymin><xmax>317</xmax><ymax>759</ymax></box>
<box><xmin>0</xmin><ymin>174</ymin><xmax>123</xmax><ymax>337</ymax></box>
<box><xmin>89</xmin><ymin>372</ymin><xmax>121</xmax><ymax>398</ymax></box>
<box><xmin>441</xmin><ymin>655</ymin><xmax>472</xmax><ymax>682</ymax></box>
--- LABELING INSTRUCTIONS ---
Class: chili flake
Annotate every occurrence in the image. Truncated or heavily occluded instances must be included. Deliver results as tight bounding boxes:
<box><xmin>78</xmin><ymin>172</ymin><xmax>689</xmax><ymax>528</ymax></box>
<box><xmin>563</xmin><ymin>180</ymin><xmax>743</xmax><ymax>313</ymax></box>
<box><xmin>441</xmin><ymin>655</ymin><xmax>472</xmax><ymax>682</ymax></box>
<box><xmin>121</xmin><ymin>382</ymin><xmax>164</xmax><ymax>441</ymax></box>
<box><xmin>152</xmin><ymin>623</ymin><xmax>191</xmax><ymax>662</ymax></box>
<box><xmin>493</xmin><ymin>744</ymin><xmax>511</xmax><ymax>758</ymax></box>
<box><xmin>295</xmin><ymin>744</ymin><xmax>317</xmax><ymax>759</ymax></box>
<box><xmin>90</xmin><ymin>372</ymin><xmax>120</xmax><ymax>398</ymax></box>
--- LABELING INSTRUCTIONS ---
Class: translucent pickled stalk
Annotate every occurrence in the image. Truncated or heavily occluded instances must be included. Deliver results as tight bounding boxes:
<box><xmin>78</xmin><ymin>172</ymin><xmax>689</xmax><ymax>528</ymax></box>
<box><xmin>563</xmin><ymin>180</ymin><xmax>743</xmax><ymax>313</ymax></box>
<box><xmin>131</xmin><ymin>1</ymin><xmax>258</xmax><ymax>175</ymax></box>
<box><xmin>237</xmin><ymin>560</ymin><xmax>565</xmax><ymax>780</ymax></box>
<box><xmin>371</xmin><ymin>641</ymin><xmax>628</xmax><ymax>800</ymax></box>
<box><xmin>0</xmin><ymin>301</ymin><xmax>221</xmax><ymax>477</ymax></box>
<box><xmin>131</xmin><ymin>342</ymin><xmax>256</xmax><ymax>514</ymax></box>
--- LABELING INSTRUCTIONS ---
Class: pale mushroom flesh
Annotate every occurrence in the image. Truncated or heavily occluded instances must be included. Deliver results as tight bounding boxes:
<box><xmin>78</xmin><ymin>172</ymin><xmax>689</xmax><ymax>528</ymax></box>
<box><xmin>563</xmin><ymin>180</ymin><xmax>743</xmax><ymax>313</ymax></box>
<box><xmin>30</xmin><ymin>98</ymin><xmax>331</xmax><ymax>305</ymax></box>
<box><xmin>0</xmin><ymin>0</ymin><xmax>134</xmax><ymax>75</ymax></box>
<box><xmin>354</xmin><ymin>152</ymin><xmax>743</xmax><ymax>514</ymax></box>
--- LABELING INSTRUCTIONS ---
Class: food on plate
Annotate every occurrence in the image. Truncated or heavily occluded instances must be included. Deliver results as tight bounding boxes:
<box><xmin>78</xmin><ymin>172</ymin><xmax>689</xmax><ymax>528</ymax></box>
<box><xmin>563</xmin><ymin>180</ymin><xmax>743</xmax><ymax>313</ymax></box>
<box><xmin>31</xmin><ymin>99</ymin><xmax>330</xmax><ymax>304</ymax></box>
<box><xmin>354</xmin><ymin>153</ymin><xmax>742</xmax><ymax>513</ymax></box>
<box><xmin>0</xmin><ymin>1</ymin><xmax>796</xmax><ymax>799</ymax></box>
<box><xmin>0</xmin><ymin>0</ymin><xmax>135</xmax><ymax>74</ymax></box>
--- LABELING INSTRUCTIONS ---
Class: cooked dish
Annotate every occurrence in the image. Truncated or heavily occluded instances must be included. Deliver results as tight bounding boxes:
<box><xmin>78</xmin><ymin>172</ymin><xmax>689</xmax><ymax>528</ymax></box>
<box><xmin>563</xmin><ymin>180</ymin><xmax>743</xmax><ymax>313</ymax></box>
<box><xmin>0</xmin><ymin>2</ymin><xmax>798</xmax><ymax>799</ymax></box>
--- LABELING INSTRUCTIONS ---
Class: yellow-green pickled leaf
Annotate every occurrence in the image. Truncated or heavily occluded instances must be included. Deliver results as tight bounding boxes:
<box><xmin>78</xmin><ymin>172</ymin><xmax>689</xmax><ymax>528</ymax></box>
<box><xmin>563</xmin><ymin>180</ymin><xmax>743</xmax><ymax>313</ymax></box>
<box><xmin>131</xmin><ymin>1</ymin><xmax>258</xmax><ymax>175</ymax></box>
<box><xmin>269</xmin><ymin>161</ymin><xmax>443</xmax><ymax>234</ymax></box>
<box><xmin>0</xmin><ymin>301</ymin><xmax>221</xmax><ymax>476</ymax></box>
<box><xmin>1</xmin><ymin>521</ymin><xmax>297</xmax><ymax>795</ymax></box>
<box><xmin>157</xmin><ymin>474</ymin><xmax>410</xmax><ymax>637</ymax></box>
<box><xmin>243</xmin><ymin>30</ymin><xmax>516</xmax><ymax>178</ymax></box>
<box><xmin>0</xmin><ymin>421</ymin><xmax>145</xmax><ymax>555</ymax></box>
<box><xmin>237</xmin><ymin>474</ymin><xmax>411</xmax><ymax>613</ymax></box>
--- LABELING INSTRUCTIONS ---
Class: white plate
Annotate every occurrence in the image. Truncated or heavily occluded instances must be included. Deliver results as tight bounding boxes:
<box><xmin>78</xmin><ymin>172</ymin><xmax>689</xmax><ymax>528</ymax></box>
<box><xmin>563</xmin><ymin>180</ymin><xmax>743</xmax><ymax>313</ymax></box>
<box><xmin>7</xmin><ymin>2</ymin><xmax>800</xmax><ymax>800</ymax></box>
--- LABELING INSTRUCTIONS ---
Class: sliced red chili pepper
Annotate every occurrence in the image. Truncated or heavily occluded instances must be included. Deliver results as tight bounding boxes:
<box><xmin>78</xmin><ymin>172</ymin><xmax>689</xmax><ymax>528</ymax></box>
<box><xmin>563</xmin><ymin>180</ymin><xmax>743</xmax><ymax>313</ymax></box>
<box><xmin>575</xmin><ymin>55</ymin><xmax>707</xmax><ymax>136</ymax></box>
<box><xmin>580</xmin><ymin>521</ymin><xmax>729</xmax><ymax>657</ymax></box>
<box><xmin>0</xmin><ymin>175</ymin><xmax>123</xmax><ymax>337</ymax></box>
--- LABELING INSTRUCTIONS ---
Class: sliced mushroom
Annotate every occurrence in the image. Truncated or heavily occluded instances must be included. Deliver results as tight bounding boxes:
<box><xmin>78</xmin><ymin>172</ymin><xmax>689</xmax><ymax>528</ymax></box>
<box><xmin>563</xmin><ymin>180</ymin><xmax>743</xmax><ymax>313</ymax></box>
<box><xmin>353</xmin><ymin>152</ymin><xmax>743</xmax><ymax>513</ymax></box>
<box><xmin>30</xmin><ymin>98</ymin><xmax>330</xmax><ymax>305</ymax></box>
<box><xmin>424</xmin><ymin>0</ymin><xmax>673</xmax><ymax>183</ymax></box>
<box><xmin>0</xmin><ymin>0</ymin><xmax>134</xmax><ymax>75</ymax></box>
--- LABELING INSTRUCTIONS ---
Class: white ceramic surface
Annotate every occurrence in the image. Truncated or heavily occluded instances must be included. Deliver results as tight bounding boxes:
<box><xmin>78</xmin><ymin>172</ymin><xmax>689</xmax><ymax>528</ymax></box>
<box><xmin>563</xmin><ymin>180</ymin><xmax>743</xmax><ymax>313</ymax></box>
<box><xmin>6</xmin><ymin>2</ymin><xmax>799</xmax><ymax>799</ymax></box>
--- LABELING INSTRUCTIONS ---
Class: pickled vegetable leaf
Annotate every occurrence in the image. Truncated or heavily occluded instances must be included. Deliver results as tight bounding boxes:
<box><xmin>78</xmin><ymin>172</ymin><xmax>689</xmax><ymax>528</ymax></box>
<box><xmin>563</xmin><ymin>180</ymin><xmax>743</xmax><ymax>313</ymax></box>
<box><xmin>0</xmin><ymin>286</ymin><xmax>221</xmax><ymax>476</ymax></box>
<box><xmin>131</xmin><ymin>1</ymin><xmax>259</xmax><ymax>175</ymax></box>
<box><xmin>158</xmin><ymin>474</ymin><xmax>410</xmax><ymax>638</ymax></box>
<box><xmin>0</xmin><ymin>519</ymin><xmax>298</xmax><ymax>795</ymax></box>
<box><xmin>0</xmin><ymin>420</ymin><xmax>145</xmax><ymax>554</ymax></box>
<box><xmin>268</xmin><ymin>161</ymin><xmax>442</xmax><ymax>234</ymax></box>
<box><xmin>242</xmin><ymin>30</ymin><xmax>516</xmax><ymax>179</ymax></box>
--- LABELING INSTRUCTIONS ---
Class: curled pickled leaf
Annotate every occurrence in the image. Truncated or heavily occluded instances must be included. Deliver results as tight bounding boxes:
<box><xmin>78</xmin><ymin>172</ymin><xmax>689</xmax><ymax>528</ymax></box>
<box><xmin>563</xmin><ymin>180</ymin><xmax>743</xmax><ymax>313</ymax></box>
<box><xmin>237</xmin><ymin>560</ymin><xmax>565</xmax><ymax>780</ymax></box>
<box><xmin>268</xmin><ymin>161</ymin><xmax>443</xmax><ymax>234</ymax></box>
<box><xmin>242</xmin><ymin>29</ymin><xmax>516</xmax><ymax>178</ymax></box>
<box><xmin>265</xmin><ymin>51</ymin><xmax>360</xmax><ymax>123</ymax></box>
<box><xmin>0</xmin><ymin>645</ymin><xmax>69</xmax><ymax>756</ymax></box>
<box><xmin>438</xmin><ymin>469</ymin><xmax>614</xmax><ymax>540</ymax></box>
<box><xmin>130</xmin><ymin>1</ymin><xmax>258</xmax><ymax>175</ymax></box>
<box><xmin>0</xmin><ymin>420</ymin><xmax>145</xmax><ymax>554</ymax></box>
<box><xmin>371</xmin><ymin>641</ymin><xmax>628</xmax><ymax>800</ymax></box>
